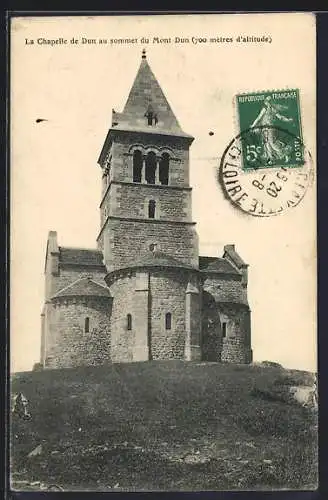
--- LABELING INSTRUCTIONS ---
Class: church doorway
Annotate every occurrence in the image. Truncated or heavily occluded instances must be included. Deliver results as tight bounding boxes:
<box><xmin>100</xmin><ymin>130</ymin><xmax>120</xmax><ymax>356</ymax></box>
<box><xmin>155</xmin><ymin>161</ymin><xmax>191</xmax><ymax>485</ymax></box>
<box><xmin>201</xmin><ymin>291</ymin><xmax>222</xmax><ymax>361</ymax></box>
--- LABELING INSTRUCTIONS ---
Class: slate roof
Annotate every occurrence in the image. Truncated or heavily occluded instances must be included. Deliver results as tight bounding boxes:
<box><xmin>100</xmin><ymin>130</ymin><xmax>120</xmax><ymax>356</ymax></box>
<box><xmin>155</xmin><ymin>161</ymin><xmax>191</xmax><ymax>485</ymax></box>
<box><xmin>59</xmin><ymin>247</ymin><xmax>105</xmax><ymax>268</ymax></box>
<box><xmin>119</xmin><ymin>251</ymin><xmax>195</xmax><ymax>271</ymax></box>
<box><xmin>199</xmin><ymin>256</ymin><xmax>241</xmax><ymax>275</ymax></box>
<box><xmin>121</xmin><ymin>52</ymin><xmax>186</xmax><ymax>135</ymax></box>
<box><xmin>51</xmin><ymin>277</ymin><xmax>111</xmax><ymax>299</ymax></box>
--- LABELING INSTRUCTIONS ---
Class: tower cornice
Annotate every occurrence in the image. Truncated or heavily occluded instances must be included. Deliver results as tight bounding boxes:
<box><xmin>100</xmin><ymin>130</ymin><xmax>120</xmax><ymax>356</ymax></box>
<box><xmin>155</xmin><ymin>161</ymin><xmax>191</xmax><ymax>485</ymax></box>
<box><xmin>98</xmin><ymin>127</ymin><xmax>194</xmax><ymax>166</ymax></box>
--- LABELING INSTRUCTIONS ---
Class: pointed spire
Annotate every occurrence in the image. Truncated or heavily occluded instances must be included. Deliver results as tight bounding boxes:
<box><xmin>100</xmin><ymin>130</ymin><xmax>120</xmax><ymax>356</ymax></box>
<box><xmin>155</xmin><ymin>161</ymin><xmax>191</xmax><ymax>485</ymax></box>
<box><xmin>98</xmin><ymin>51</ymin><xmax>194</xmax><ymax>165</ymax></box>
<box><xmin>111</xmin><ymin>52</ymin><xmax>192</xmax><ymax>138</ymax></box>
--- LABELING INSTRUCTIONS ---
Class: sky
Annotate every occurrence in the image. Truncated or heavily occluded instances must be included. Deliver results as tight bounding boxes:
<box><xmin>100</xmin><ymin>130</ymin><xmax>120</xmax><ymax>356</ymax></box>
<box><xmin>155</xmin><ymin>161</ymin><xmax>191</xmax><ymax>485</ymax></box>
<box><xmin>10</xmin><ymin>13</ymin><xmax>316</xmax><ymax>373</ymax></box>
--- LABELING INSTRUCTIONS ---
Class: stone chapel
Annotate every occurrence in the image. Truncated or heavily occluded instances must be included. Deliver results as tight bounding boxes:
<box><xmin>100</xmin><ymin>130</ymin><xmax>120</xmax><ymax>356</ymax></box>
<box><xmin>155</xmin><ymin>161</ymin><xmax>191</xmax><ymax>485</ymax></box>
<box><xmin>40</xmin><ymin>50</ymin><xmax>252</xmax><ymax>369</ymax></box>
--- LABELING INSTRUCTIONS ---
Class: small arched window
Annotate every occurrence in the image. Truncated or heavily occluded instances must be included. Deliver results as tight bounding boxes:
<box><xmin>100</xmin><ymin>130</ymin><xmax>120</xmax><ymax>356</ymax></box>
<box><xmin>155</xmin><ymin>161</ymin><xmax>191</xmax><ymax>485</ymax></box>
<box><xmin>159</xmin><ymin>153</ymin><xmax>169</xmax><ymax>185</ymax></box>
<box><xmin>165</xmin><ymin>313</ymin><xmax>172</xmax><ymax>330</ymax></box>
<box><xmin>145</xmin><ymin>152</ymin><xmax>157</xmax><ymax>184</ymax></box>
<box><xmin>127</xmin><ymin>314</ymin><xmax>132</xmax><ymax>330</ymax></box>
<box><xmin>133</xmin><ymin>150</ymin><xmax>143</xmax><ymax>183</ymax></box>
<box><xmin>145</xmin><ymin>104</ymin><xmax>158</xmax><ymax>126</ymax></box>
<box><xmin>85</xmin><ymin>317</ymin><xmax>90</xmax><ymax>333</ymax></box>
<box><xmin>148</xmin><ymin>200</ymin><xmax>156</xmax><ymax>219</ymax></box>
<box><xmin>147</xmin><ymin>111</ymin><xmax>153</xmax><ymax>126</ymax></box>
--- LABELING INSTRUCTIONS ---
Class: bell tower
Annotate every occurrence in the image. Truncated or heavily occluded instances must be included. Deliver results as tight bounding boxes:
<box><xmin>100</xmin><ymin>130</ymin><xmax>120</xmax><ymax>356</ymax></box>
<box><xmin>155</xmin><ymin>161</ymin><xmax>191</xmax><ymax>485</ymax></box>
<box><xmin>97</xmin><ymin>50</ymin><xmax>198</xmax><ymax>272</ymax></box>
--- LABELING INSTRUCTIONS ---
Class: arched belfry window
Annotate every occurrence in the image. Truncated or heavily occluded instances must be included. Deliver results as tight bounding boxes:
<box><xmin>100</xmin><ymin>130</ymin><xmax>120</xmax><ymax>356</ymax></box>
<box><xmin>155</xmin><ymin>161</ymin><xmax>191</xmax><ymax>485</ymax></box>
<box><xmin>145</xmin><ymin>152</ymin><xmax>156</xmax><ymax>184</ymax></box>
<box><xmin>85</xmin><ymin>317</ymin><xmax>90</xmax><ymax>333</ymax></box>
<box><xmin>159</xmin><ymin>153</ymin><xmax>170</xmax><ymax>185</ymax></box>
<box><xmin>148</xmin><ymin>200</ymin><xmax>156</xmax><ymax>219</ymax></box>
<box><xmin>165</xmin><ymin>313</ymin><xmax>172</xmax><ymax>330</ymax></box>
<box><xmin>133</xmin><ymin>150</ymin><xmax>143</xmax><ymax>183</ymax></box>
<box><xmin>127</xmin><ymin>314</ymin><xmax>132</xmax><ymax>330</ymax></box>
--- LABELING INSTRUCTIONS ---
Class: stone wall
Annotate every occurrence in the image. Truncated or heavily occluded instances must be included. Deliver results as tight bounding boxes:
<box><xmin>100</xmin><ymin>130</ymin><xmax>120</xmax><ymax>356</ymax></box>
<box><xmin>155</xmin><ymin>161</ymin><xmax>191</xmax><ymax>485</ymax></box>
<box><xmin>44</xmin><ymin>232</ymin><xmax>60</xmax><ymax>301</ymax></box>
<box><xmin>201</xmin><ymin>290</ymin><xmax>222</xmax><ymax>362</ymax></box>
<box><xmin>185</xmin><ymin>279</ymin><xmax>202</xmax><ymax>360</ymax></box>
<box><xmin>49</xmin><ymin>267</ymin><xmax>107</xmax><ymax>298</ymax></box>
<box><xmin>202</xmin><ymin>274</ymin><xmax>249</xmax><ymax>306</ymax></box>
<box><xmin>100</xmin><ymin>219</ymin><xmax>199</xmax><ymax>271</ymax></box>
<box><xmin>106</xmin><ymin>132</ymin><xmax>191</xmax><ymax>187</ymax></box>
<box><xmin>149</xmin><ymin>269</ymin><xmax>189</xmax><ymax>360</ymax></box>
<box><xmin>101</xmin><ymin>182</ymin><xmax>192</xmax><ymax>223</ymax></box>
<box><xmin>108</xmin><ymin>274</ymin><xmax>136</xmax><ymax>362</ymax></box>
<box><xmin>97</xmin><ymin>130</ymin><xmax>197</xmax><ymax>271</ymax></box>
<box><xmin>42</xmin><ymin>266</ymin><xmax>251</xmax><ymax>368</ymax></box>
<box><xmin>42</xmin><ymin>234</ymin><xmax>108</xmax><ymax>367</ymax></box>
<box><xmin>219</xmin><ymin>304</ymin><xmax>252</xmax><ymax>364</ymax></box>
<box><xmin>45</xmin><ymin>297</ymin><xmax>111</xmax><ymax>369</ymax></box>
<box><xmin>220</xmin><ymin>305</ymin><xmax>252</xmax><ymax>363</ymax></box>
<box><xmin>201</xmin><ymin>276</ymin><xmax>252</xmax><ymax>364</ymax></box>
<box><xmin>107</xmin><ymin>268</ymin><xmax>195</xmax><ymax>362</ymax></box>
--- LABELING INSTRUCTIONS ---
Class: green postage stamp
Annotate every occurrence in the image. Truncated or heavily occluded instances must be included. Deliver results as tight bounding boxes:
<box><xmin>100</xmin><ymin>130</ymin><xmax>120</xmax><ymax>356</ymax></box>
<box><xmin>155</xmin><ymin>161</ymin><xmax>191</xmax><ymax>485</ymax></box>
<box><xmin>237</xmin><ymin>89</ymin><xmax>304</xmax><ymax>171</ymax></box>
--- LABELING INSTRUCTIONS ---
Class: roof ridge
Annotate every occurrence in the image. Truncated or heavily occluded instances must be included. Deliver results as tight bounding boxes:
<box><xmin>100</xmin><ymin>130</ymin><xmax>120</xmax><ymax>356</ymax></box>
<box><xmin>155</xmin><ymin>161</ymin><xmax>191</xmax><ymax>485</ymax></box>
<box><xmin>59</xmin><ymin>246</ymin><xmax>102</xmax><ymax>252</ymax></box>
<box><xmin>199</xmin><ymin>255</ymin><xmax>242</xmax><ymax>275</ymax></box>
<box><xmin>51</xmin><ymin>276</ymin><xmax>88</xmax><ymax>298</ymax></box>
<box><xmin>51</xmin><ymin>276</ymin><xmax>110</xmax><ymax>299</ymax></box>
<box><xmin>199</xmin><ymin>256</ymin><xmax>226</xmax><ymax>260</ymax></box>
<box><xmin>88</xmin><ymin>279</ymin><xmax>110</xmax><ymax>291</ymax></box>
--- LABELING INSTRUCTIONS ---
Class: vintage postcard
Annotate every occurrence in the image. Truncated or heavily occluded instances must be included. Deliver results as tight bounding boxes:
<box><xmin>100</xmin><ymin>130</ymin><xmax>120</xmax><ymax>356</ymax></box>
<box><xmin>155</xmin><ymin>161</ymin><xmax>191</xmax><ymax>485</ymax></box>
<box><xmin>10</xmin><ymin>13</ymin><xmax>317</xmax><ymax>491</ymax></box>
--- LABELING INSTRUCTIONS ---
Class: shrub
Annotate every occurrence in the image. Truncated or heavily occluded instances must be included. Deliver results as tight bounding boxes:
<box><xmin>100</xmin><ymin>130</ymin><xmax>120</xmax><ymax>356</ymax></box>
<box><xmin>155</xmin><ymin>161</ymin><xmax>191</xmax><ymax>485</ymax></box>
<box><xmin>274</xmin><ymin>370</ymin><xmax>315</xmax><ymax>386</ymax></box>
<box><xmin>259</xmin><ymin>361</ymin><xmax>283</xmax><ymax>369</ymax></box>
<box><xmin>251</xmin><ymin>385</ymin><xmax>295</xmax><ymax>405</ymax></box>
<box><xmin>32</xmin><ymin>363</ymin><xmax>43</xmax><ymax>372</ymax></box>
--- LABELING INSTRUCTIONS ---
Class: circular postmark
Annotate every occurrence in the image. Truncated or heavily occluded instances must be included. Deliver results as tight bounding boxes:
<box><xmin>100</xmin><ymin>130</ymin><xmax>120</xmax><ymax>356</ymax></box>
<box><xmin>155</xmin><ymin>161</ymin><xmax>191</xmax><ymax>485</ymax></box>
<box><xmin>218</xmin><ymin>126</ymin><xmax>314</xmax><ymax>217</ymax></box>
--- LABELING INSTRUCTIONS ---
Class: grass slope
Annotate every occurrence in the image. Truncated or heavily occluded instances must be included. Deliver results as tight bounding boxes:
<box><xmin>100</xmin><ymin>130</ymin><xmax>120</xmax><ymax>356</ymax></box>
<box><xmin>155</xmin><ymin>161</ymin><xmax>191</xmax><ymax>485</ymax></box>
<box><xmin>10</xmin><ymin>361</ymin><xmax>317</xmax><ymax>491</ymax></box>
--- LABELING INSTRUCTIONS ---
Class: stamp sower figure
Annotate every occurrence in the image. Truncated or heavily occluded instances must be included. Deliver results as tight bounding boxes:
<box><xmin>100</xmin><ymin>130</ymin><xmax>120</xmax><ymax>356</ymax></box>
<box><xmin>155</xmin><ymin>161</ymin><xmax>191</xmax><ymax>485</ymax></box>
<box><xmin>250</xmin><ymin>96</ymin><xmax>294</xmax><ymax>165</ymax></box>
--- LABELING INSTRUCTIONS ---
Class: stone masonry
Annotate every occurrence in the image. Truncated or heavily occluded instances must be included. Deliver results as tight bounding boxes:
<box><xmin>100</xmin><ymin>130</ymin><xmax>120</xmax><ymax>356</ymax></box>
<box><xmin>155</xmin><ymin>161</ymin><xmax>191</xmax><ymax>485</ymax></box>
<box><xmin>40</xmin><ymin>50</ymin><xmax>252</xmax><ymax>369</ymax></box>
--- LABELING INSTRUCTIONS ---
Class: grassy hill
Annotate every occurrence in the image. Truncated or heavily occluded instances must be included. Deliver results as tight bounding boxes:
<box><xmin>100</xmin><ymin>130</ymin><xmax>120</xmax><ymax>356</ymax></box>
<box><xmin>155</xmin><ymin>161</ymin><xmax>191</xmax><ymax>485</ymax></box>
<box><xmin>10</xmin><ymin>361</ymin><xmax>317</xmax><ymax>491</ymax></box>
